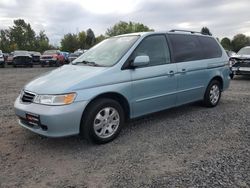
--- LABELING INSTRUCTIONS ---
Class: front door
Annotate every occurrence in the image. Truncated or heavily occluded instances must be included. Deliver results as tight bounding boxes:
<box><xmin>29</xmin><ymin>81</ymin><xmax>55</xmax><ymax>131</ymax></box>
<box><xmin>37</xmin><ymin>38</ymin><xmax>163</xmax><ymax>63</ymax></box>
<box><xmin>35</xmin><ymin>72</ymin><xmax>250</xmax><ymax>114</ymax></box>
<box><xmin>130</xmin><ymin>35</ymin><xmax>178</xmax><ymax>118</ymax></box>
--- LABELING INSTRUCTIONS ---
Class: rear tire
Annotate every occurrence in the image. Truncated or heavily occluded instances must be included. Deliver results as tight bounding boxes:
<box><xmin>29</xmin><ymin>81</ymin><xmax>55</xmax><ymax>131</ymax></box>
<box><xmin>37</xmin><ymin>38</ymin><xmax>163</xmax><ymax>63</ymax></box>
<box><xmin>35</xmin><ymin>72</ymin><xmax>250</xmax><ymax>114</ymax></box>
<box><xmin>203</xmin><ymin>80</ymin><xmax>221</xmax><ymax>107</ymax></box>
<box><xmin>80</xmin><ymin>98</ymin><xmax>124</xmax><ymax>144</ymax></box>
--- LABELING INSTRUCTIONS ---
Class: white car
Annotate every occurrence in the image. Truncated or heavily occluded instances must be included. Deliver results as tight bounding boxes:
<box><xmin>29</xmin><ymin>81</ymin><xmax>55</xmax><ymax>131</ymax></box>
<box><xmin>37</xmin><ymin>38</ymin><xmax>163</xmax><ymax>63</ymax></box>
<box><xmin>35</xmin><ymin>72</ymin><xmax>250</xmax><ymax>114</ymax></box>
<box><xmin>230</xmin><ymin>46</ymin><xmax>250</xmax><ymax>79</ymax></box>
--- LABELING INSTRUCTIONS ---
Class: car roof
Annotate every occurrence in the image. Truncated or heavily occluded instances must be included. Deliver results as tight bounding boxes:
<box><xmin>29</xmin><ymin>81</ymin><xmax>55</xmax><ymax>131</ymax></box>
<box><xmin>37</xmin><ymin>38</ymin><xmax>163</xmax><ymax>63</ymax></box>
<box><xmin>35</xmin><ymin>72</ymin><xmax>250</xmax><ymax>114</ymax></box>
<box><xmin>115</xmin><ymin>30</ymin><xmax>214</xmax><ymax>38</ymax></box>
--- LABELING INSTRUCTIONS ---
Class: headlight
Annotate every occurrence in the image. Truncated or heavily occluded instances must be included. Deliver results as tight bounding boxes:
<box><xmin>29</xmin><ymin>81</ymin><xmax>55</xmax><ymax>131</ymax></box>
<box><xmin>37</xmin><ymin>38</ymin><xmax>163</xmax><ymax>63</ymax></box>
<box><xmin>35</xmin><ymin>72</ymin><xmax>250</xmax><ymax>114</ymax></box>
<box><xmin>229</xmin><ymin>59</ymin><xmax>236</xmax><ymax>67</ymax></box>
<box><xmin>33</xmin><ymin>93</ymin><xmax>76</xmax><ymax>105</ymax></box>
<box><xmin>52</xmin><ymin>57</ymin><xmax>57</xmax><ymax>61</ymax></box>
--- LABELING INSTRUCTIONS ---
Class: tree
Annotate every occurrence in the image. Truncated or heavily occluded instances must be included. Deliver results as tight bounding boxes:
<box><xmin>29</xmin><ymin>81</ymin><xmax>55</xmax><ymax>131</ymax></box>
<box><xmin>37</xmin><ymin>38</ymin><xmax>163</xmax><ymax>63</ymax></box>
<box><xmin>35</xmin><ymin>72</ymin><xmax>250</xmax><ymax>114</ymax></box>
<box><xmin>9</xmin><ymin>19</ymin><xmax>36</xmax><ymax>50</ymax></box>
<box><xmin>221</xmin><ymin>37</ymin><xmax>232</xmax><ymax>50</ymax></box>
<box><xmin>95</xmin><ymin>34</ymin><xmax>106</xmax><ymax>44</ymax></box>
<box><xmin>106</xmin><ymin>21</ymin><xmax>153</xmax><ymax>37</ymax></box>
<box><xmin>201</xmin><ymin>27</ymin><xmax>212</xmax><ymax>36</ymax></box>
<box><xmin>0</xmin><ymin>29</ymin><xmax>12</xmax><ymax>52</ymax></box>
<box><xmin>35</xmin><ymin>30</ymin><xmax>50</xmax><ymax>52</ymax></box>
<box><xmin>78</xmin><ymin>31</ymin><xmax>86</xmax><ymax>49</ymax></box>
<box><xmin>85</xmin><ymin>28</ymin><xmax>95</xmax><ymax>49</ymax></box>
<box><xmin>60</xmin><ymin>33</ymin><xmax>79</xmax><ymax>52</ymax></box>
<box><xmin>231</xmin><ymin>34</ymin><xmax>250</xmax><ymax>52</ymax></box>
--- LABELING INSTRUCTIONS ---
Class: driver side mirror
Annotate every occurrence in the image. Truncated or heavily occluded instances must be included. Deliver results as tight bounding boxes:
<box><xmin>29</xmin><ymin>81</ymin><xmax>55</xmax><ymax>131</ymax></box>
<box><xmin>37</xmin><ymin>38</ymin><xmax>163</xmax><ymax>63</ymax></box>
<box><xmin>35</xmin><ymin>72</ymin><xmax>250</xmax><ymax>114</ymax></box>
<box><xmin>131</xmin><ymin>55</ymin><xmax>150</xmax><ymax>67</ymax></box>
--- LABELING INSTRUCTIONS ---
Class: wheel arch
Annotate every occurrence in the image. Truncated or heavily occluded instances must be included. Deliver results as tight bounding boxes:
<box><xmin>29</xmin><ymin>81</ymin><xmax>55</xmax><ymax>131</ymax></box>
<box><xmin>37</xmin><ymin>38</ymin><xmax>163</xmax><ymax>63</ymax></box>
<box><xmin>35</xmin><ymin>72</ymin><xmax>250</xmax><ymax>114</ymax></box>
<box><xmin>210</xmin><ymin>75</ymin><xmax>223</xmax><ymax>90</ymax></box>
<box><xmin>80</xmin><ymin>92</ymin><xmax>131</xmax><ymax>128</ymax></box>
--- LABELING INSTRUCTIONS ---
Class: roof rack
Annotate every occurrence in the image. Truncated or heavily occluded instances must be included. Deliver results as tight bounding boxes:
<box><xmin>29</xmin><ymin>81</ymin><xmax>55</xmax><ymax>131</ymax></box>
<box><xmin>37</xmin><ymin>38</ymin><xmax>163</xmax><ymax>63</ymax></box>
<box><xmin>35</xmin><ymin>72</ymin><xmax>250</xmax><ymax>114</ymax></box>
<box><xmin>169</xmin><ymin>29</ymin><xmax>203</xmax><ymax>35</ymax></box>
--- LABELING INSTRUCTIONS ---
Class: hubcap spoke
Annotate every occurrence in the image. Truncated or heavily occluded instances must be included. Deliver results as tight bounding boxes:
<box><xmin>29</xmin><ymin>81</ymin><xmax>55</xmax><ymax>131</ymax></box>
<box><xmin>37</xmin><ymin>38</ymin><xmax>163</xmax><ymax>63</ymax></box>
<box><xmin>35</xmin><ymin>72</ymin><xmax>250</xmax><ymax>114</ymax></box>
<box><xmin>104</xmin><ymin>108</ymin><xmax>111</xmax><ymax>118</ymax></box>
<box><xmin>94</xmin><ymin>121</ymin><xmax>104</xmax><ymax>131</ymax></box>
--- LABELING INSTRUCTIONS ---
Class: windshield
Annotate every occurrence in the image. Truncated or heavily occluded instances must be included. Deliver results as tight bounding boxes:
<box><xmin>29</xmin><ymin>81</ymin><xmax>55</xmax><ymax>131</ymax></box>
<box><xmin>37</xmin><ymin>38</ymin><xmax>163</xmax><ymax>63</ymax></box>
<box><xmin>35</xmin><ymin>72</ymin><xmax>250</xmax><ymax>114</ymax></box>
<box><xmin>238</xmin><ymin>47</ymin><xmax>250</xmax><ymax>55</ymax></box>
<box><xmin>0</xmin><ymin>50</ymin><xmax>2</xmax><ymax>55</ymax></box>
<box><xmin>44</xmin><ymin>50</ymin><xmax>58</xmax><ymax>55</ymax></box>
<box><xmin>73</xmin><ymin>35</ymin><xmax>139</xmax><ymax>67</ymax></box>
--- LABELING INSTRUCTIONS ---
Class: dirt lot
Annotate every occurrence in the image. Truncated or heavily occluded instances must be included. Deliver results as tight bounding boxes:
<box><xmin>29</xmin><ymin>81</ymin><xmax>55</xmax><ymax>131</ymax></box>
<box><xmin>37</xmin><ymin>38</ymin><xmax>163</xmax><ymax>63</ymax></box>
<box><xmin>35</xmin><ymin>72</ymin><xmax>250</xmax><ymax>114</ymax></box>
<box><xmin>0</xmin><ymin>67</ymin><xmax>249</xmax><ymax>188</ymax></box>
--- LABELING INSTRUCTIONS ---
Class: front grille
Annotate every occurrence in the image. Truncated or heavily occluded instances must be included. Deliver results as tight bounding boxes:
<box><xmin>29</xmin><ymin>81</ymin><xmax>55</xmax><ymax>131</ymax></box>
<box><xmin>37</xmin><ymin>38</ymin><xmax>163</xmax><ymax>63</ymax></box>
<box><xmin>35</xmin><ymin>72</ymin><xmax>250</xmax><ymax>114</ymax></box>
<box><xmin>14</xmin><ymin>56</ymin><xmax>32</xmax><ymax>64</ymax></box>
<box><xmin>32</xmin><ymin>56</ymin><xmax>40</xmax><ymax>61</ymax></box>
<box><xmin>232</xmin><ymin>58</ymin><xmax>250</xmax><ymax>67</ymax></box>
<box><xmin>21</xmin><ymin>91</ymin><xmax>35</xmax><ymax>103</ymax></box>
<box><xmin>41</xmin><ymin>56</ymin><xmax>52</xmax><ymax>60</ymax></box>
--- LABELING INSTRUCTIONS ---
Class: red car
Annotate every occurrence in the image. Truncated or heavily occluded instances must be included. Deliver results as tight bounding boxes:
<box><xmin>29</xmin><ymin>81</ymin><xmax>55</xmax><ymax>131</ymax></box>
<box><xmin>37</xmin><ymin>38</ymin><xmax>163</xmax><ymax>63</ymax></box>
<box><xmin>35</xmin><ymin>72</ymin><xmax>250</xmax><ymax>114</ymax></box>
<box><xmin>40</xmin><ymin>50</ymin><xmax>65</xmax><ymax>67</ymax></box>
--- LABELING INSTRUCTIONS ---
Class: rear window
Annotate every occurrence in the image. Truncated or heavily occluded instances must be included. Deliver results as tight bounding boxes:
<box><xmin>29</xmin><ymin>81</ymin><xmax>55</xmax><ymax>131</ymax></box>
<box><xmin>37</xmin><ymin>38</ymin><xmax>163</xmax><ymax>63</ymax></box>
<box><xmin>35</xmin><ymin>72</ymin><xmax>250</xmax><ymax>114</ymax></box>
<box><xmin>198</xmin><ymin>36</ymin><xmax>222</xmax><ymax>59</ymax></box>
<box><xmin>168</xmin><ymin>34</ymin><xmax>203</xmax><ymax>62</ymax></box>
<box><xmin>168</xmin><ymin>34</ymin><xmax>222</xmax><ymax>62</ymax></box>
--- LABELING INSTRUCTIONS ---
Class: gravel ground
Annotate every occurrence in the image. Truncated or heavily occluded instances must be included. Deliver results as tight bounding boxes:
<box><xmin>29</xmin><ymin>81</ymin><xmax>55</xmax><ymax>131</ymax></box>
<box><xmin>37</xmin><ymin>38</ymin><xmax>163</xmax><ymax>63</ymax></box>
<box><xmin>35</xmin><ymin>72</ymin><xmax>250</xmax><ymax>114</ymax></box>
<box><xmin>0</xmin><ymin>67</ymin><xmax>249</xmax><ymax>188</ymax></box>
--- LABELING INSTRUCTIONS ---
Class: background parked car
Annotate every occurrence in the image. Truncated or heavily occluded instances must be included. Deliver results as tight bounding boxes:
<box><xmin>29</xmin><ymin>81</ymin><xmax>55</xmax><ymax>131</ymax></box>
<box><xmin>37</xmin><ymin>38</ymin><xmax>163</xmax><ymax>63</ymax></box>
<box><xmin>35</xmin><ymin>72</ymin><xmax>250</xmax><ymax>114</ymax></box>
<box><xmin>29</xmin><ymin>51</ymin><xmax>41</xmax><ymax>64</ymax></box>
<box><xmin>6</xmin><ymin>52</ymin><xmax>14</xmax><ymax>65</ymax></box>
<box><xmin>40</xmin><ymin>50</ymin><xmax>65</xmax><ymax>67</ymax></box>
<box><xmin>68</xmin><ymin>51</ymin><xmax>83</xmax><ymax>62</ymax></box>
<box><xmin>226</xmin><ymin>50</ymin><xmax>236</xmax><ymax>57</ymax></box>
<box><xmin>3</xmin><ymin>53</ymin><xmax>9</xmax><ymax>62</ymax></box>
<box><xmin>0</xmin><ymin>50</ymin><xmax>5</xmax><ymax>68</ymax></box>
<box><xmin>230</xmin><ymin>46</ymin><xmax>250</xmax><ymax>79</ymax></box>
<box><xmin>13</xmin><ymin>50</ymin><xmax>33</xmax><ymax>67</ymax></box>
<box><xmin>60</xmin><ymin>51</ymin><xmax>70</xmax><ymax>64</ymax></box>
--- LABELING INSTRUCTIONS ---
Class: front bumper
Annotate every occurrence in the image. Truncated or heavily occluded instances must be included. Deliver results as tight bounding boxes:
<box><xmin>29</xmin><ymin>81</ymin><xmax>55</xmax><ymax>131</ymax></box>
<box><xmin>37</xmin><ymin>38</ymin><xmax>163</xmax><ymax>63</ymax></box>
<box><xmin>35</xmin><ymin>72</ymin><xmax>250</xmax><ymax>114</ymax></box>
<box><xmin>40</xmin><ymin>59</ymin><xmax>57</xmax><ymax>65</ymax></box>
<box><xmin>14</xmin><ymin>96</ymin><xmax>88</xmax><ymax>137</ymax></box>
<box><xmin>231</xmin><ymin>66</ymin><xmax>250</xmax><ymax>75</ymax></box>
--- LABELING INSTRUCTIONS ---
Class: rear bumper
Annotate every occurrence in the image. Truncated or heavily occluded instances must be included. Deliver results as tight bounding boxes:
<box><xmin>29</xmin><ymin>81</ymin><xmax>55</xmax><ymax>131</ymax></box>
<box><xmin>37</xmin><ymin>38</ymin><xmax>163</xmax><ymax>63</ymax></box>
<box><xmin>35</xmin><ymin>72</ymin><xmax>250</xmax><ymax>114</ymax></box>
<box><xmin>14</xmin><ymin>96</ymin><xmax>88</xmax><ymax>137</ymax></box>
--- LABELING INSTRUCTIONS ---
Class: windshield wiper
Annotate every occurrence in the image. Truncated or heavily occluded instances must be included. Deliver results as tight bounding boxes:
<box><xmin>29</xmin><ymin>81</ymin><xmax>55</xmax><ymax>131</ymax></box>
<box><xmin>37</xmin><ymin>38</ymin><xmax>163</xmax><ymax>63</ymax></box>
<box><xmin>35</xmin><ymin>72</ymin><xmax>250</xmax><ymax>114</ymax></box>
<box><xmin>73</xmin><ymin>60</ymin><xmax>102</xmax><ymax>67</ymax></box>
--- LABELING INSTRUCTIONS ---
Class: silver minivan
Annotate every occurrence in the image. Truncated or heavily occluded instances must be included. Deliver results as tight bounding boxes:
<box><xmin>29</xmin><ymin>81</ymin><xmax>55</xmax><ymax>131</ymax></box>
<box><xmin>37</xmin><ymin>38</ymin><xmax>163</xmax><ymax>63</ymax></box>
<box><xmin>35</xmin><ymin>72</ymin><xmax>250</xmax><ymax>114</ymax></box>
<box><xmin>14</xmin><ymin>30</ymin><xmax>230</xmax><ymax>144</ymax></box>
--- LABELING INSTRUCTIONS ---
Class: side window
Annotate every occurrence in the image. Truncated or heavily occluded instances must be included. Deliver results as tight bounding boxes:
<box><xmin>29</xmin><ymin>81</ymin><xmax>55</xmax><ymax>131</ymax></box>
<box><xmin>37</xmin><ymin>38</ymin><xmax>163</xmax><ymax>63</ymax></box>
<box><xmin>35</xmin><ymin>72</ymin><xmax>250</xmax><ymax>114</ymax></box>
<box><xmin>198</xmin><ymin>36</ymin><xmax>222</xmax><ymax>59</ymax></box>
<box><xmin>132</xmin><ymin>35</ymin><xmax>171</xmax><ymax>66</ymax></box>
<box><xmin>168</xmin><ymin>34</ymin><xmax>203</xmax><ymax>62</ymax></box>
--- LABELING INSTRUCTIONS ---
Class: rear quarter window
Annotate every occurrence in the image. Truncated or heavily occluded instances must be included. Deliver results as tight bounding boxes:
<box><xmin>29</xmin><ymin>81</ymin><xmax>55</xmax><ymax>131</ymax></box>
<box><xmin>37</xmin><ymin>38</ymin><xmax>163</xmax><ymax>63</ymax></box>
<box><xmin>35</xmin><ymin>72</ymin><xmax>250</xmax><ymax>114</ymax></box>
<box><xmin>198</xmin><ymin>36</ymin><xmax>222</xmax><ymax>59</ymax></box>
<box><xmin>168</xmin><ymin>34</ymin><xmax>203</xmax><ymax>62</ymax></box>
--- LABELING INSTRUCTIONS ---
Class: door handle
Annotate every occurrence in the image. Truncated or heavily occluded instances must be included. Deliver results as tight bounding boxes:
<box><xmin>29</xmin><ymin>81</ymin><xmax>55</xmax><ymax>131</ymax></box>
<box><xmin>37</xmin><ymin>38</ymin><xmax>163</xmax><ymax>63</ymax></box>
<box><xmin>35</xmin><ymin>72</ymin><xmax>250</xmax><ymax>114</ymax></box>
<box><xmin>180</xmin><ymin>68</ymin><xmax>186</xmax><ymax>74</ymax></box>
<box><xmin>168</xmin><ymin>70</ymin><xmax>175</xmax><ymax>76</ymax></box>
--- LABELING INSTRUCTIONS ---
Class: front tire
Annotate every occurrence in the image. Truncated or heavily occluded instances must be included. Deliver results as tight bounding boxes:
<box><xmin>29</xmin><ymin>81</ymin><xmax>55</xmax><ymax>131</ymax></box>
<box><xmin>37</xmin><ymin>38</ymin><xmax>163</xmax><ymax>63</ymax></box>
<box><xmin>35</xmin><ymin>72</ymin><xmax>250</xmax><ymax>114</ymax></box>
<box><xmin>230</xmin><ymin>73</ymin><xmax>234</xmax><ymax>79</ymax></box>
<box><xmin>203</xmin><ymin>80</ymin><xmax>221</xmax><ymax>107</ymax></box>
<box><xmin>80</xmin><ymin>98</ymin><xmax>124</xmax><ymax>144</ymax></box>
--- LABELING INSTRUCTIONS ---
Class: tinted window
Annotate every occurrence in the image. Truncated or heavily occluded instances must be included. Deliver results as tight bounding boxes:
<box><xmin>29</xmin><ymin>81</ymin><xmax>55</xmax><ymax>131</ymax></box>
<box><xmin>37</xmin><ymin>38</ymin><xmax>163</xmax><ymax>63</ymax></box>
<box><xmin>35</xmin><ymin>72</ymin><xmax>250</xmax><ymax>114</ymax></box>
<box><xmin>132</xmin><ymin>35</ymin><xmax>171</xmax><ymax>66</ymax></box>
<box><xmin>198</xmin><ymin>36</ymin><xmax>222</xmax><ymax>58</ymax></box>
<box><xmin>168</xmin><ymin>34</ymin><xmax>203</xmax><ymax>62</ymax></box>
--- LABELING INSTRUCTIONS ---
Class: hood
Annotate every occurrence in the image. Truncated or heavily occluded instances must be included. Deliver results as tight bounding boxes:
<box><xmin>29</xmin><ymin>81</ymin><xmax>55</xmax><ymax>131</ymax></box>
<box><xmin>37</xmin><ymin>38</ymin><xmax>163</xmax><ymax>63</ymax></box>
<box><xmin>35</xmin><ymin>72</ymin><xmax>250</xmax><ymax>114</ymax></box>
<box><xmin>14</xmin><ymin>54</ymin><xmax>31</xmax><ymax>58</ymax></box>
<box><xmin>231</xmin><ymin>54</ymin><xmax>250</xmax><ymax>59</ymax></box>
<box><xmin>24</xmin><ymin>64</ymin><xmax>107</xmax><ymax>94</ymax></box>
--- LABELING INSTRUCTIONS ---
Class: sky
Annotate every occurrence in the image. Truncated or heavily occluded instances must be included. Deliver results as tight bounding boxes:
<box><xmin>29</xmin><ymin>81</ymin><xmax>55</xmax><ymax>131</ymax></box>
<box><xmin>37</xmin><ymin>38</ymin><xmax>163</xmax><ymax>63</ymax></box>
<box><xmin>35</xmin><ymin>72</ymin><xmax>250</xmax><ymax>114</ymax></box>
<box><xmin>0</xmin><ymin>0</ymin><xmax>250</xmax><ymax>46</ymax></box>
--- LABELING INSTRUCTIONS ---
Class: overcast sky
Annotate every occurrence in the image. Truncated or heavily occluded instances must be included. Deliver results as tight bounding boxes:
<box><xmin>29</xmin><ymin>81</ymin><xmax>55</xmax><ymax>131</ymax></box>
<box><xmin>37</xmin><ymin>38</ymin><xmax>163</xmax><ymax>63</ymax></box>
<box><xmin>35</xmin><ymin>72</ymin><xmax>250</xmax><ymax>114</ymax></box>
<box><xmin>0</xmin><ymin>0</ymin><xmax>250</xmax><ymax>45</ymax></box>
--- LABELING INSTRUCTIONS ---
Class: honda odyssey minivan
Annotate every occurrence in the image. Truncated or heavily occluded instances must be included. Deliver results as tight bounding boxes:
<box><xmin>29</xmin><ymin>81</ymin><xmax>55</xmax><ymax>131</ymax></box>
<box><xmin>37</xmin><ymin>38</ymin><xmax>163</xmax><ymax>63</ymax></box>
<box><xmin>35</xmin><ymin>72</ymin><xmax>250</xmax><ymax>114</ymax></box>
<box><xmin>14</xmin><ymin>30</ymin><xmax>230</xmax><ymax>144</ymax></box>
